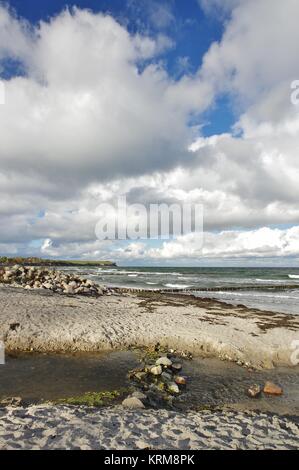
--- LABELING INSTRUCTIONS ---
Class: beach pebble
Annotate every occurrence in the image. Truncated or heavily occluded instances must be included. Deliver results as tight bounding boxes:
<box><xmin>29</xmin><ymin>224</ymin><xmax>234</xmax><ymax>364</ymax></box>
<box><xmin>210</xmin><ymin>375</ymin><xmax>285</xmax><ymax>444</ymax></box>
<box><xmin>247</xmin><ymin>384</ymin><xmax>261</xmax><ymax>398</ymax></box>
<box><xmin>168</xmin><ymin>383</ymin><xmax>180</xmax><ymax>394</ymax></box>
<box><xmin>122</xmin><ymin>397</ymin><xmax>145</xmax><ymax>409</ymax></box>
<box><xmin>174</xmin><ymin>376</ymin><xmax>187</xmax><ymax>386</ymax></box>
<box><xmin>150</xmin><ymin>365</ymin><xmax>162</xmax><ymax>376</ymax></box>
<box><xmin>156</xmin><ymin>357</ymin><xmax>172</xmax><ymax>367</ymax></box>
<box><xmin>263</xmin><ymin>381</ymin><xmax>283</xmax><ymax>396</ymax></box>
<box><xmin>131</xmin><ymin>391</ymin><xmax>147</xmax><ymax>401</ymax></box>
<box><xmin>161</xmin><ymin>371</ymin><xmax>173</xmax><ymax>382</ymax></box>
<box><xmin>171</xmin><ymin>363</ymin><xmax>182</xmax><ymax>372</ymax></box>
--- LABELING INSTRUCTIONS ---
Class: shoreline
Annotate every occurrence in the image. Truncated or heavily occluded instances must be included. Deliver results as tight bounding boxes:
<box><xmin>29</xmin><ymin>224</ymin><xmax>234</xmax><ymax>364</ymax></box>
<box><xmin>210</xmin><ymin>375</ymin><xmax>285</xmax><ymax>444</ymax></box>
<box><xmin>0</xmin><ymin>286</ymin><xmax>298</xmax><ymax>369</ymax></box>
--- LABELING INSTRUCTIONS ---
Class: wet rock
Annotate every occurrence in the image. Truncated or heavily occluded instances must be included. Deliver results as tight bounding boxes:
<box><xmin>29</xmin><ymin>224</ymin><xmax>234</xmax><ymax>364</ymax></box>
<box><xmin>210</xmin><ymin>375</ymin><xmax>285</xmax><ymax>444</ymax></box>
<box><xmin>168</xmin><ymin>383</ymin><xmax>180</xmax><ymax>394</ymax></box>
<box><xmin>156</xmin><ymin>357</ymin><xmax>172</xmax><ymax>367</ymax></box>
<box><xmin>150</xmin><ymin>365</ymin><xmax>162</xmax><ymax>376</ymax></box>
<box><xmin>131</xmin><ymin>391</ymin><xmax>147</xmax><ymax>401</ymax></box>
<box><xmin>174</xmin><ymin>376</ymin><xmax>187</xmax><ymax>386</ymax></box>
<box><xmin>247</xmin><ymin>384</ymin><xmax>261</xmax><ymax>398</ymax></box>
<box><xmin>122</xmin><ymin>397</ymin><xmax>145</xmax><ymax>409</ymax></box>
<box><xmin>133</xmin><ymin>371</ymin><xmax>147</xmax><ymax>381</ymax></box>
<box><xmin>161</xmin><ymin>371</ymin><xmax>173</xmax><ymax>382</ymax></box>
<box><xmin>263</xmin><ymin>381</ymin><xmax>283</xmax><ymax>396</ymax></box>
<box><xmin>171</xmin><ymin>363</ymin><xmax>182</xmax><ymax>372</ymax></box>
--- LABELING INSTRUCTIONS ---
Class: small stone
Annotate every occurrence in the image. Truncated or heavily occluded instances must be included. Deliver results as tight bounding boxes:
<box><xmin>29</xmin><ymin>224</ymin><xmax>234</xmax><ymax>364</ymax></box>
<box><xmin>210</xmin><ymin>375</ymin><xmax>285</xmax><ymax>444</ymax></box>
<box><xmin>174</xmin><ymin>376</ymin><xmax>187</xmax><ymax>386</ymax></box>
<box><xmin>122</xmin><ymin>397</ymin><xmax>145</xmax><ymax>409</ymax></box>
<box><xmin>156</xmin><ymin>357</ymin><xmax>172</xmax><ymax>367</ymax></box>
<box><xmin>68</xmin><ymin>281</ymin><xmax>77</xmax><ymax>288</ymax></box>
<box><xmin>134</xmin><ymin>372</ymin><xmax>147</xmax><ymax>381</ymax></box>
<box><xmin>263</xmin><ymin>381</ymin><xmax>283</xmax><ymax>396</ymax></box>
<box><xmin>168</xmin><ymin>383</ymin><xmax>180</xmax><ymax>394</ymax></box>
<box><xmin>131</xmin><ymin>391</ymin><xmax>147</xmax><ymax>401</ymax></box>
<box><xmin>43</xmin><ymin>282</ymin><xmax>53</xmax><ymax>289</ymax></box>
<box><xmin>161</xmin><ymin>372</ymin><xmax>173</xmax><ymax>382</ymax></box>
<box><xmin>150</xmin><ymin>365</ymin><xmax>162</xmax><ymax>376</ymax></box>
<box><xmin>171</xmin><ymin>363</ymin><xmax>182</xmax><ymax>372</ymax></box>
<box><xmin>64</xmin><ymin>286</ymin><xmax>75</xmax><ymax>295</ymax></box>
<box><xmin>247</xmin><ymin>384</ymin><xmax>261</xmax><ymax>398</ymax></box>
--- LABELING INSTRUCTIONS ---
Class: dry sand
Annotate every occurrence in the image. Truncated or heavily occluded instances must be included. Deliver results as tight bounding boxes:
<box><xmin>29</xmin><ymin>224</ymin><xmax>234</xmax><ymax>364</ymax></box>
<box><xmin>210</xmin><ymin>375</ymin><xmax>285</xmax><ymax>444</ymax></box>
<box><xmin>0</xmin><ymin>404</ymin><xmax>298</xmax><ymax>450</ymax></box>
<box><xmin>0</xmin><ymin>286</ymin><xmax>299</xmax><ymax>368</ymax></box>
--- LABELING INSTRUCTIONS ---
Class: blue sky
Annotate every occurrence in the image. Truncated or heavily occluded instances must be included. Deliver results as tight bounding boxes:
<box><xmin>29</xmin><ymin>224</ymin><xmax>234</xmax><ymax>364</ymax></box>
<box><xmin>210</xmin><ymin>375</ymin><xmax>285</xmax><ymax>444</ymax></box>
<box><xmin>1</xmin><ymin>0</ymin><xmax>299</xmax><ymax>265</ymax></box>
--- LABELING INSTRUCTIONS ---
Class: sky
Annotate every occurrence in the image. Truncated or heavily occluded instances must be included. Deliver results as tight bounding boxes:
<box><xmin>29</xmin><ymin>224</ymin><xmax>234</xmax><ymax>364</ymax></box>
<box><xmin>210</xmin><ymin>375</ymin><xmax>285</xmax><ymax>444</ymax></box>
<box><xmin>0</xmin><ymin>0</ymin><xmax>299</xmax><ymax>266</ymax></box>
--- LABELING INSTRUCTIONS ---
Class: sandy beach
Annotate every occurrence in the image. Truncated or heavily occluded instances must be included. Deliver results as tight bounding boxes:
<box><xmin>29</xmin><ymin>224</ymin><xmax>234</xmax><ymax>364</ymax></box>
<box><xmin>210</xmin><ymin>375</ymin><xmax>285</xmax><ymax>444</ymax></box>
<box><xmin>1</xmin><ymin>404</ymin><xmax>299</xmax><ymax>450</ymax></box>
<box><xmin>0</xmin><ymin>286</ymin><xmax>298</xmax><ymax>369</ymax></box>
<box><xmin>1</xmin><ymin>285</ymin><xmax>299</xmax><ymax>450</ymax></box>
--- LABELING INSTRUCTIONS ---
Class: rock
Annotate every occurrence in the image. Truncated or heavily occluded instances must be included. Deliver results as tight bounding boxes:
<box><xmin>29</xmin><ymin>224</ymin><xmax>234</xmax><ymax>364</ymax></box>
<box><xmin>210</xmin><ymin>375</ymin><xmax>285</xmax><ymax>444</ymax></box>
<box><xmin>174</xmin><ymin>376</ymin><xmax>187</xmax><ymax>386</ymax></box>
<box><xmin>131</xmin><ymin>391</ymin><xmax>147</xmax><ymax>401</ymax></box>
<box><xmin>150</xmin><ymin>365</ymin><xmax>162</xmax><ymax>376</ymax></box>
<box><xmin>68</xmin><ymin>281</ymin><xmax>77</xmax><ymax>288</ymax></box>
<box><xmin>168</xmin><ymin>383</ymin><xmax>180</xmax><ymax>394</ymax></box>
<box><xmin>263</xmin><ymin>381</ymin><xmax>283</xmax><ymax>396</ymax></box>
<box><xmin>43</xmin><ymin>282</ymin><xmax>53</xmax><ymax>290</ymax></box>
<box><xmin>134</xmin><ymin>371</ymin><xmax>147</xmax><ymax>381</ymax></box>
<box><xmin>161</xmin><ymin>372</ymin><xmax>173</xmax><ymax>382</ymax></box>
<box><xmin>247</xmin><ymin>384</ymin><xmax>261</xmax><ymax>398</ymax></box>
<box><xmin>0</xmin><ymin>266</ymin><xmax>108</xmax><ymax>298</ymax></box>
<box><xmin>122</xmin><ymin>397</ymin><xmax>145</xmax><ymax>409</ymax></box>
<box><xmin>156</xmin><ymin>357</ymin><xmax>172</xmax><ymax>367</ymax></box>
<box><xmin>171</xmin><ymin>363</ymin><xmax>182</xmax><ymax>372</ymax></box>
<box><xmin>64</xmin><ymin>287</ymin><xmax>75</xmax><ymax>295</ymax></box>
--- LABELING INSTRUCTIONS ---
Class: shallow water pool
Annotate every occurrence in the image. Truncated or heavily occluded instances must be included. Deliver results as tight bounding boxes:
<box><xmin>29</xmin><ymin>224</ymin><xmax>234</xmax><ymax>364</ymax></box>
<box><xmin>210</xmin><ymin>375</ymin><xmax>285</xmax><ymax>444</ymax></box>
<box><xmin>0</xmin><ymin>351</ymin><xmax>299</xmax><ymax>416</ymax></box>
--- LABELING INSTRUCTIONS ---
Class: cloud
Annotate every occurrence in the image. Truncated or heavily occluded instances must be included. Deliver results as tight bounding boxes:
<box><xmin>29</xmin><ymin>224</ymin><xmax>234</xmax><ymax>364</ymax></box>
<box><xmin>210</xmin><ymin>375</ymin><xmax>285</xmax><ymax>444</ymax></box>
<box><xmin>0</xmin><ymin>5</ymin><xmax>200</xmax><ymax>197</ymax></box>
<box><xmin>137</xmin><ymin>226</ymin><xmax>299</xmax><ymax>261</ymax></box>
<box><xmin>1</xmin><ymin>2</ymin><xmax>299</xmax><ymax>263</ymax></box>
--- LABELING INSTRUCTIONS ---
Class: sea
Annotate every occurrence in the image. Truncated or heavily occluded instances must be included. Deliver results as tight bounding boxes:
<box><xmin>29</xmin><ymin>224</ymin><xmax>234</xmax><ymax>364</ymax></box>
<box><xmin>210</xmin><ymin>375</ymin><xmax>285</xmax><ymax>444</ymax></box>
<box><xmin>62</xmin><ymin>266</ymin><xmax>299</xmax><ymax>315</ymax></box>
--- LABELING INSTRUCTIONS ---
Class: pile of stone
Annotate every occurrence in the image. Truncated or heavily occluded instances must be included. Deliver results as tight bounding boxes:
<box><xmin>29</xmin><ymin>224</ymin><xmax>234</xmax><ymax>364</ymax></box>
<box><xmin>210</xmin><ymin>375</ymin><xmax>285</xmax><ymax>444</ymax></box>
<box><xmin>123</xmin><ymin>352</ymin><xmax>188</xmax><ymax>409</ymax></box>
<box><xmin>0</xmin><ymin>265</ymin><xmax>110</xmax><ymax>297</ymax></box>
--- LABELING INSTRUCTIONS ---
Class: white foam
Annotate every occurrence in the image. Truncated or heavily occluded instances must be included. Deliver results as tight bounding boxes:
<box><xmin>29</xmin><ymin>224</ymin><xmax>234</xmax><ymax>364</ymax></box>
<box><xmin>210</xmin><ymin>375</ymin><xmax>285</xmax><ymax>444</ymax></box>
<box><xmin>164</xmin><ymin>283</ymin><xmax>192</xmax><ymax>289</ymax></box>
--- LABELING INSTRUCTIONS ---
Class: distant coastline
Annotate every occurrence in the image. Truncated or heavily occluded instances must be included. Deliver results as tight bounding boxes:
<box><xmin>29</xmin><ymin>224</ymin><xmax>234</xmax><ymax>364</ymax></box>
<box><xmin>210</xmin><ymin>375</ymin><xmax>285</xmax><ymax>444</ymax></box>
<box><xmin>0</xmin><ymin>257</ymin><xmax>117</xmax><ymax>267</ymax></box>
